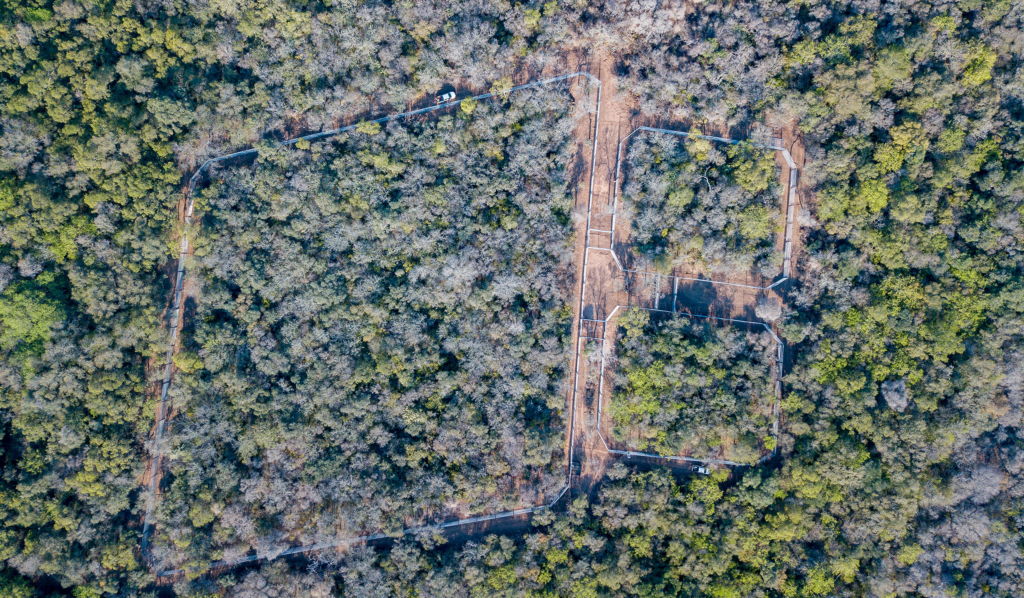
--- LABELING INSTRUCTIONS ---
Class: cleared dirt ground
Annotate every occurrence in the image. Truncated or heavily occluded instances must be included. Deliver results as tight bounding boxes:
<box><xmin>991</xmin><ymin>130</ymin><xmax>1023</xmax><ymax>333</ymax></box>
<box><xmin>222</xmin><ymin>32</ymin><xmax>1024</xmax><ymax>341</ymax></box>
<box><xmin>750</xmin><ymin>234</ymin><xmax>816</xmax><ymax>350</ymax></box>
<box><xmin>565</xmin><ymin>53</ymin><xmax>805</xmax><ymax>498</ymax></box>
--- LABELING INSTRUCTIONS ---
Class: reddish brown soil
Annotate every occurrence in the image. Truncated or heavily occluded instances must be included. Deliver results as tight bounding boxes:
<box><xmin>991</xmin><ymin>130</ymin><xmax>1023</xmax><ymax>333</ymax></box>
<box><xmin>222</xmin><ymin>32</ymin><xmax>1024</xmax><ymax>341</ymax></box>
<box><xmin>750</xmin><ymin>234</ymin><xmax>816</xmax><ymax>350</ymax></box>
<box><xmin>780</xmin><ymin>123</ymin><xmax>808</xmax><ymax>278</ymax></box>
<box><xmin>139</xmin><ymin>189</ymin><xmax>192</xmax><ymax>501</ymax></box>
<box><xmin>566</xmin><ymin>52</ymin><xmax>635</xmax><ymax>498</ymax></box>
<box><xmin>567</xmin><ymin>55</ymin><xmax>806</xmax><ymax>492</ymax></box>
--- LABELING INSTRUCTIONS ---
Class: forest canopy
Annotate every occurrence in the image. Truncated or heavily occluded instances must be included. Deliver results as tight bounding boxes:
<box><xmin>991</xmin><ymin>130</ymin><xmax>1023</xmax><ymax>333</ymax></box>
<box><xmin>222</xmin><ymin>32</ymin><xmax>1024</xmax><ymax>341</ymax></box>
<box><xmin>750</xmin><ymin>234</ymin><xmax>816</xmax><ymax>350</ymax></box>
<box><xmin>611</xmin><ymin>307</ymin><xmax>777</xmax><ymax>464</ymax></box>
<box><xmin>3</xmin><ymin>0</ymin><xmax>1024</xmax><ymax>597</ymax></box>
<box><xmin>150</xmin><ymin>85</ymin><xmax>579</xmax><ymax>570</ymax></box>
<box><xmin>0</xmin><ymin>0</ymin><xmax>585</xmax><ymax>592</ymax></box>
<box><xmin>624</xmin><ymin>132</ymin><xmax>782</xmax><ymax>275</ymax></box>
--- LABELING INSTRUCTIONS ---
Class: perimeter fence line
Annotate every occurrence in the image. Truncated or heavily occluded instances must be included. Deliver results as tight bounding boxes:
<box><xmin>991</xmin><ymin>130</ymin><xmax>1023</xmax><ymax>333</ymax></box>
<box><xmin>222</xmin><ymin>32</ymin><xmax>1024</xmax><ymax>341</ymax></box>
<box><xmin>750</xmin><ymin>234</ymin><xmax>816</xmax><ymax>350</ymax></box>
<box><xmin>607</xmin><ymin>125</ymin><xmax>800</xmax><ymax>285</ymax></box>
<box><xmin>158</xmin><ymin>484</ymin><xmax>572</xmax><ymax>577</ymax></box>
<box><xmin>144</xmin><ymin>71</ymin><xmax>603</xmax><ymax>575</ymax></box>
<box><xmin>583</xmin><ymin>244</ymin><xmax>783</xmax><ymax>293</ymax></box>
<box><xmin>570</xmin><ymin>123</ymin><xmax>800</xmax><ymax>473</ymax></box>
<box><xmin>584</xmin><ymin>305</ymin><xmax>782</xmax><ymax>468</ymax></box>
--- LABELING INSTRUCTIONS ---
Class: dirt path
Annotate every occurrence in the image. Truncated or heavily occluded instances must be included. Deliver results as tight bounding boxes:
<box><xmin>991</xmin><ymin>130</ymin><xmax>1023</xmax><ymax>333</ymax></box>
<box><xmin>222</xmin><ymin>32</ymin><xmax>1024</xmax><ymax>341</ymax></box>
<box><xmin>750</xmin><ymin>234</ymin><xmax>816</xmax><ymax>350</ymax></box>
<box><xmin>566</xmin><ymin>52</ymin><xmax>637</xmax><ymax>498</ymax></box>
<box><xmin>141</xmin><ymin>182</ymin><xmax>199</xmax><ymax>556</ymax></box>
<box><xmin>780</xmin><ymin>123</ymin><xmax>807</xmax><ymax>280</ymax></box>
<box><xmin>566</xmin><ymin>58</ymin><xmax>808</xmax><ymax>496</ymax></box>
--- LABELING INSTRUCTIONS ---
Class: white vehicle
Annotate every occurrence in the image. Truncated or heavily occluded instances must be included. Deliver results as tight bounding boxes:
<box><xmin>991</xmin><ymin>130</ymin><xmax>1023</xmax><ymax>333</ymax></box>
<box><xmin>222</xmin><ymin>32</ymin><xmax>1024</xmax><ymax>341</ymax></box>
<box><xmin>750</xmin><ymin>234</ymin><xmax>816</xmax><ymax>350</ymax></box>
<box><xmin>692</xmin><ymin>465</ymin><xmax>710</xmax><ymax>475</ymax></box>
<box><xmin>436</xmin><ymin>91</ymin><xmax>456</xmax><ymax>103</ymax></box>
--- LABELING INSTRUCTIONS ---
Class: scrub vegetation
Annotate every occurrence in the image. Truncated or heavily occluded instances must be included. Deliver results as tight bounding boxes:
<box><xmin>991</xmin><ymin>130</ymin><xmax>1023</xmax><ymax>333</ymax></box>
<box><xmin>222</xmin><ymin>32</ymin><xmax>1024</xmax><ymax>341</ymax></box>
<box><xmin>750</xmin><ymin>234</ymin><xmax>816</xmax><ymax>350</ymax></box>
<box><xmin>624</xmin><ymin>133</ymin><xmax>781</xmax><ymax>275</ymax></box>
<box><xmin>3</xmin><ymin>0</ymin><xmax>1024</xmax><ymax>597</ymax></box>
<box><xmin>611</xmin><ymin>308</ymin><xmax>776</xmax><ymax>464</ymax></box>
<box><xmin>151</xmin><ymin>86</ymin><xmax>578</xmax><ymax>569</ymax></box>
<box><xmin>0</xmin><ymin>0</ymin><xmax>582</xmax><ymax>592</ymax></box>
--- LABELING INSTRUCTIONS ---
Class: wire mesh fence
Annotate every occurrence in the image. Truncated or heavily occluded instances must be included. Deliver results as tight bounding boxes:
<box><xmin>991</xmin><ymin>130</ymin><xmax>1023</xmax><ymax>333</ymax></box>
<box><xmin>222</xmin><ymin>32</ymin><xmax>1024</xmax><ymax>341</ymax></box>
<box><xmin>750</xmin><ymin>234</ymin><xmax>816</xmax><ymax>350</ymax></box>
<box><xmin>148</xmin><ymin>71</ymin><xmax>603</xmax><ymax>575</ymax></box>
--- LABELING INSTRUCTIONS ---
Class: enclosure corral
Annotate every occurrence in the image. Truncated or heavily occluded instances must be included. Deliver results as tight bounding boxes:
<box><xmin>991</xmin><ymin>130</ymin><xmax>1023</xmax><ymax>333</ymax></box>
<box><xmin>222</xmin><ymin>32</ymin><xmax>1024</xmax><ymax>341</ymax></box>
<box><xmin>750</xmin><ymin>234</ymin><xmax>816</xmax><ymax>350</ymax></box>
<box><xmin>595</xmin><ymin>308</ymin><xmax>782</xmax><ymax>466</ymax></box>
<box><xmin>570</xmin><ymin>119</ymin><xmax>798</xmax><ymax>476</ymax></box>
<box><xmin>145</xmin><ymin>73</ymin><xmax>602</xmax><ymax>575</ymax></box>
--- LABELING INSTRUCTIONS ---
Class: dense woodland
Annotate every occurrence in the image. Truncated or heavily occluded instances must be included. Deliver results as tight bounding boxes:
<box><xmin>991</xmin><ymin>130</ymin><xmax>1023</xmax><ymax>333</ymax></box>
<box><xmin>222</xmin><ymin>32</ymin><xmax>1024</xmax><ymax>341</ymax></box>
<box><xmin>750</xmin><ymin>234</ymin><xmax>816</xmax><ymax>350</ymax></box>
<box><xmin>172</xmin><ymin>466</ymin><xmax>867</xmax><ymax>597</ymax></box>
<box><xmin>3</xmin><ymin>0</ymin><xmax>1024</xmax><ymax>596</ymax></box>
<box><xmin>151</xmin><ymin>86</ymin><xmax>578</xmax><ymax>570</ymax></box>
<box><xmin>606</xmin><ymin>0</ymin><xmax>1024</xmax><ymax>596</ymax></box>
<box><xmin>611</xmin><ymin>307</ymin><xmax>776</xmax><ymax>464</ymax></box>
<box><xmin>0</xmin><ymin>0</ymin><xmax>583</xmax><ymax>594</ymax></box>
<box><xmin>623</xmin><ymin>133</ymin><xmax>782</xmax><ymax>275</ymax></box>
